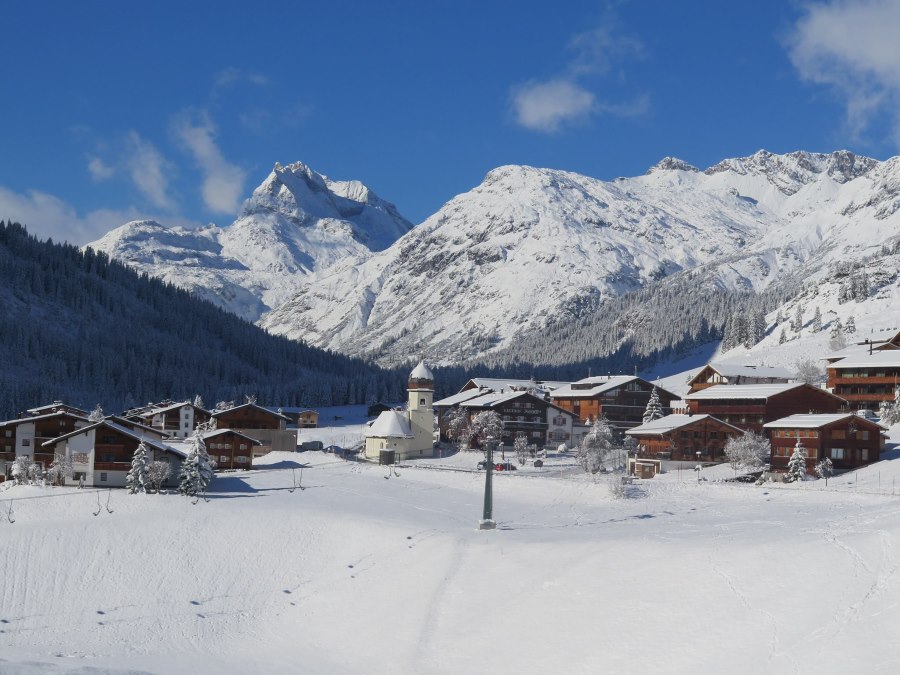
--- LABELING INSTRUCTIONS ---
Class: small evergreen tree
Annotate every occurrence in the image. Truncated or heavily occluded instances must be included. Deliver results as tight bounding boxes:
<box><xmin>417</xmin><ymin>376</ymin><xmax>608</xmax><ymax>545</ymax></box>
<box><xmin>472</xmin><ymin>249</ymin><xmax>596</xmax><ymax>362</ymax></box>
<box><xmin>785</xmin><ymin>439</ymin><xmax>807</xmax><ymax>483</ymax></box>
<box><xmin>845</xmin><ymin>316</ymin><xmax>856</xmax><ymax>334</ymax></box>
<box><xmin>642</xmin><ymin>386</ymin><xmax>665</xmax><ymax>424</ymax></box>
<box><xmin>88</xmin><ymin>404</ymin><xmax>104</xmax><ymax>422</ymax></box>
<box><xmin>829</xmin><ymin>318</ymin><xmax>846</xmax><ymax>350</ymax></box>
<box><xmin>178</xmin><ymin>429</ymin><xmax>214</xmax><ymax>497</ymax></box>
<box><xmin>193</xmin><ymin>394</ymin><xmax>204</xmax><ymax>408</ymax></box>
<box><xmin>792</xmin><ymin>305</ymin><xmax>804</xmax><ymax>332</ymax></box>
<box><xmin>811</xmin><ymin>307</ymin><xmax>822</xmax><ymax>333</ymax></box>
<box><xmin>125</xmin><ymin>441</ymin><xmax>151</xmax><ymax>494</ymax></box>
<box><xmin>779</xmin><ymin>327</ymin><xmax>788</xmax><ymax>344</ymax></box>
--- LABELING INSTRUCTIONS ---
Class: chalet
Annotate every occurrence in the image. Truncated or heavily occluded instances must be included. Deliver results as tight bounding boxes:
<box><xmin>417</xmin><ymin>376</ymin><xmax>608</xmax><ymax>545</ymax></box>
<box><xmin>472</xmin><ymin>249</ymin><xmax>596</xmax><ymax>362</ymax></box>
<box><xmin>687</xmin><ymin>364</ymin><xmax>792</xmax><ymax>394</ymax></box>
<box><xmin>212</xmin><ymin>403</ymin><xmax>295</xmax><ymax>457</ymax></box>
<box><xmin>550</xmin><ymin>376</ymin><xmax>678</xmax><ymax>432</ymax></box>
<box><xmin>826</xmin><ymin>350</ymin><xmax>900</xmax><ymax>408</ymax></box>
<box><xmin>273</xmin><ymin>407</ymin><xmax>319</xmax><ymax>428</ymax></box>
<box><xmin>365</xmin><ymin>361</ymin><xmax>435</xmax><ymax>461</ymax></box>
<box><xmin>202</xmin><ymin>429</ymin><xmax>261</xmax><ymax>470</ymax></box>
<box><xmin>436</xmin><ymin>390</ymin><xmax>576</xmax><ymax>449</ymax></box>
<box><xmin>1</xmin><ymin>410</ymin><xmax>90</xmax><ymax>478</ymax></box>
<box><xmin>40</xmin><ymin>418</ymin><xmax>184</xmax><ymax>487</ymax></box>
<box><xmin>763</xmin><ymin>413</ymin><xmax>886</xmax><ymax>473</ymax></box>
<box><xmin>683</xmin><ymin>383</ymin><xmax>846</xmax><ymax>433</ymax></box>
<box><xmin>127</xmin><ymin>401</ymin><xmax>212</xmax><ymax>440</ymax></box>
<box><xmin>625</xmin><ymin>414</ymin><xmax>745</xmax><ymax>463</ymax></box>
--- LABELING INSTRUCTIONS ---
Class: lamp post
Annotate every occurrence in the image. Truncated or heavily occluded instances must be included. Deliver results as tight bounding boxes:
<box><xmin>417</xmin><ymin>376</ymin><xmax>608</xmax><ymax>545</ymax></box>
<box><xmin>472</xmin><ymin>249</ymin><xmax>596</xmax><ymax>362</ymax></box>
<box><xmin>696</xmin><ymin>450</ymin><xmax>702</xmax><ymax>483</ymax></box>
<box><xmin>479</xmin><ymin>436</ymin><xmax>496</xmax><ymax>530</ymax></box>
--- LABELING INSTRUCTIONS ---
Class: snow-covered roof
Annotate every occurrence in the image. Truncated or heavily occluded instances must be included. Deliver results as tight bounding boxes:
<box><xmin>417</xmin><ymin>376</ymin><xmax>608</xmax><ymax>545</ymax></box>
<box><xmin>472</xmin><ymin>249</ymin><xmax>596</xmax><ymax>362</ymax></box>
<box><xmin>458</xmin><ymin>390</ymin><xmax>527</xmax><ymax>408</ymax></box>
<box><xmin>829</xmin><ymin>350</ymin><xmax>900</xmax><ymax>369</ymax></box>
<box><xmin>25</xmin><ymin>402</ymin><xmax>89</xmax><ymax>416</ymax></box>
<box><xmin>433</xmin><ymin>389</ymin><xmax>487</xmax><ymax>407</ymax></box>
<box><xmin>696</xmin><ymin>364</ymin><xmax>793</xmax><ymax>380</ymax></box>
<box><xmin>625</xmin><ymin>414</ymin><xmax>744</xmax><ymax>436</ymax></box>
<box><xmin>462</xmin><ymin>377</ymin><xmax>569</xmax><ymax>393</ymax></box>
<box><xmin>144</xmin><ymin>401</ymin><xmax>210</xmax><ymax>416</ymax></box>
<box><xmin>0</xmin><ymin>410</ymin><xmax>88</xmax><ymax>427</ymax></box>
<box><xmin>40</xmin><ymin>419</ymin><xmax>185</xmax><ymax>456</ymax></box>
<box><xmin>202</xmin><ymin>429</ymin><xmax>263</xmax><ymax>445</ymax></box>
<box><xmin>364</xmin><ymin>411</ymin><xmax>413</xmax><ymax>439</ymax></box>
<box><xmin>684</xmin><ymin>383</ymin><xmax>807</xmax><ymax>400</ymax></box>
<box><xmin>551</xmin><ymin>375</ymin><xmax>638</xmax><ymax>399</ymax></box>
<box><xmin>763</xmin><ymin>414</ymin><xmax>887</xmax><ymax>430</ymax></box>
<box><xmin>410</xmin><ymin>360</ymin><xmax>434</xmax><ymax>381</ymax></box>
<box><xmin>211</xmin><ymin>403</ymin><xmax>292</xmax><ymax>421</ymax></box>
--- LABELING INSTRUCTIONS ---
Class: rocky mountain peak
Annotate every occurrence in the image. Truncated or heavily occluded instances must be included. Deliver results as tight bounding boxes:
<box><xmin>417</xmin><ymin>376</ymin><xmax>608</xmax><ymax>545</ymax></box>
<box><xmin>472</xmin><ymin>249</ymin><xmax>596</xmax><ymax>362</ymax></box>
<box><xmin>647</xmin><ymin>157</ymin><xmax>700</xmax><ymax>174</ymax></box>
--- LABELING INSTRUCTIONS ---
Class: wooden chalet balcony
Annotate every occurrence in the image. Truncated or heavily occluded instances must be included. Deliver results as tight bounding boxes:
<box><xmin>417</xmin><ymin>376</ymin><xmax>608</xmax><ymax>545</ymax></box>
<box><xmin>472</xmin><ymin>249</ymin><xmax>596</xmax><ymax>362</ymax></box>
<box><xmin>830</xmin><ymin>376</ymin><xmax>900</xmax><ymax>385</ymax></box>
<box><xmin>692</xmin><ymin>405</ymin><xmax>766</xmax><ymax>415</ymax></box>
<box><xmin>835</xmin><ymin>392</ymin><xmax>893</xmax><ymax>402</ymax></box>
<box><xmin>94</xmin><ymin>462</ymin><xmax>132</xmax><ymax>471</ymax></box>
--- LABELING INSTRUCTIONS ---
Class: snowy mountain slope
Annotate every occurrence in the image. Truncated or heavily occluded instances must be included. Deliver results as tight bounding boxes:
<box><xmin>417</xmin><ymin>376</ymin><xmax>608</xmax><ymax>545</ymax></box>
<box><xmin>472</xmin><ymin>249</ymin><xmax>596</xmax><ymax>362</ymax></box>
<box><xmin>262</xmin><ymin>150</ymin><xmax>900</xmax><ymax>366</ymax></box>
<box><xmin>87</xmin><ymin>162</ymin><xmax>413</xmax><ymax>321</ymax></box>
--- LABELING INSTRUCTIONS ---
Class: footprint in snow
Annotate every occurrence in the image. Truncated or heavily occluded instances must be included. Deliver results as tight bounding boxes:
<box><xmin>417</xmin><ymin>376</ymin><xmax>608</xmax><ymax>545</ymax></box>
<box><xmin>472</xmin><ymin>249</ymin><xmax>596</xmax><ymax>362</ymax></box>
<box><xmin>283</xmin><ymin>589</ymin><xmax>292</xmax><ymax>594</ymax></box>
<box><xmin>96</xmin><ymin>610</ymin><xmax>105</xmax><ymax>615</ymax></box>
<box><xmin>190</xmin><ymin>600</ymin><xmax>201</xmax><ymax>606</ymax></box>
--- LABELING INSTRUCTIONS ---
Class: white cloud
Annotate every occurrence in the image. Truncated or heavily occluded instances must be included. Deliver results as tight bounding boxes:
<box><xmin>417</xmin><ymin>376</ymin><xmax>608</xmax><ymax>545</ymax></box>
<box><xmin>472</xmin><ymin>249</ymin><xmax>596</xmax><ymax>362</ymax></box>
<box><xmin>172</xmin><ymin>110</ymin><xmax>246</xmax><ymax>215</ymax></box>
<box><xmin>213</xmin><ymin>67</ymin><xmax>270</xmax><ymax>93</ymax></box>
<box><xmin>0</xmin><ymin>185</ymin><xmax>202</xmax><ymax>245</ymax></box>
<box><xmin>124</xmin><ymin>132</ymin><xmax>174</xmax><ymax>210</ymax></box>
<box><xmin>87</xmin><ymin>156</ymin><xmax>115</xmax><ymax>182</ymax></box>
<box><xmin>788</xmin><ymin>0</ymin><xmax>900</xmax><ymax>143</ymax></box>
<box><xmin>510</xmin><ymin>20</ymin><xmax>647</xmax><ymax>133</ymax></box>
<box><xmin>512</xmin><ymin>79</ymin><xmax>597</xmax><ymax>133</ymax></box>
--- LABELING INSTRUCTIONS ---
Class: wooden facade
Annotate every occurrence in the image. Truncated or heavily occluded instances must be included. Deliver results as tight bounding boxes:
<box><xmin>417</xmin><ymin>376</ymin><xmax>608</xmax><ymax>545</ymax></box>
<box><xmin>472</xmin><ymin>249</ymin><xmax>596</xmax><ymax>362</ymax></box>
<box><xmin>213</xmin><ymin>403</ymin><xmax>289</xmax><ymax>431</ymax></box>
<box><xmin>826</xmin><ymin>351</ymin><xmax>900</xmax><ymax>408</ymax></box>
<box><xmin>1</xmin><ymin>411</ymin><xmax>89</xmax><ymax>474</ymax></box>
<box><xmin>687</xmin><ymin>364</ymin><xmax>791</xmax><ymax>394</ymax></box>
<box><xmin>764</xmin><ymin>414</ymin><xmax>885</xmax><ymax>473</ymax></box>
<box><xmin>438</xmin><ymin>391</ymin><xmax>575</xmax><ymax>449</ymax></box>
<box><xmin>550</xmin><ymin>376</ymin><xmax>678</xmax><ymax>432</ymax></box>
<box><xmin>204</xmin><ymin>430</ymin><xmax>259</xmax><ymax>470</ymax></box>
<box><xmin>625</xmin><ymin>415</ymin><xmax>744</xmax><ymax>463</ymax></box>
<box><xmin>685</xmin><ymin>384</ymin><xmax>846</xmax><ymax>433</ymax></box>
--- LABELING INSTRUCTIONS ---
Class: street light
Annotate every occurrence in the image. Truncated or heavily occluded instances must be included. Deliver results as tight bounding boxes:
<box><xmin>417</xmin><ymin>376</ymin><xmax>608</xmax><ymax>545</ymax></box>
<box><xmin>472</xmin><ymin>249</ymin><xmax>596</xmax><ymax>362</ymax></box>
<box><xmin>479</xmin><ymin>436</ymin><xmax>496</xmax><ymax>530</ymax></box>
<box><xmin>696</xmin><ymin>450</ymin><xmax>702</xmax><ymax>483</ymax></box>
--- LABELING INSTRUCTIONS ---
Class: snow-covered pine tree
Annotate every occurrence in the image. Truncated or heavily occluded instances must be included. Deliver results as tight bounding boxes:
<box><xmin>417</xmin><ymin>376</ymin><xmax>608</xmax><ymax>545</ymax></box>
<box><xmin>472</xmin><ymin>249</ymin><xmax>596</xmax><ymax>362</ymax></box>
<box><xmin>471</xmin><ymin>410</ymin><xmax>503</xmax><ymax>448</ymax></box>
<box><xmin>642</xmin><ymin>386</ymin><xmax>664</xmax><ymax>424</ymax></box>
<box><xmin>577</xmin><ymin>416</ymin><xmax>616</xmax><ymax>475</ymax></box>
<box><xmin>178</xmin><ymin>429</ymin><xmax>214</xmax><ymax>497</ymax></box>
<box><xmin>125</xmin><ymin>441</ymin><xmax>151</xmax><ymax>494</ymax></box>
<box><xmin>88</xmin><ymin>404</ymin><xmax>104</xmax><ymax>422</ymax></box>
<box><xmin>811</xmin><ymin>307</ymin><xmax>822</xmax><ymax>333</ymax></box>
<box><xmin>48</xmin><ymin>451</ymin><xmax>74</xmax><ymax>486</ymax></box>
<box><xmin>845</xmin><ymin>316</ymin><xmax>856</xmax><ymax>334</ymax></box>
<box><xmin>785</xmin><ymin>439</ymin><xmax>807</xmax><ymax>482</ymax></box>
<box><xmin>792</xmin><ymin>305</ymin><xmax>804</xmax><ymax>332</ymax></box>
<box><xmin>775</xmin><ymin>309</ymin><xmax>785</xmax><ymax>325</ymax></box>
<box><xmin>193</xmin><ymin>394</ymin><xmax>204</xmax><ymax>408</ymax></box>
<box><xmin>829</xmin><ymin>317</ymin><xmax>846</xmax><ymax>350</ymax></box>
<box><xmin>779</xmin><ymin>327</ymin><xmax>788</xmax><ymax>344</ymax></box>
<box><xmin>879</xmin><ymin>387</ymin><xmax>900</xmax><ymax>426</ymax></box>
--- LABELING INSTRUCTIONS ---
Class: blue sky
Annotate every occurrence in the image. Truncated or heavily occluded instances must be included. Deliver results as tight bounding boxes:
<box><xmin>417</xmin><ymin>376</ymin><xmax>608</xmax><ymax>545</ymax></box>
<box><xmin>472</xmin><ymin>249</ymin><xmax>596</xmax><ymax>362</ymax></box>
<box><xmin>3</xmin><ymin>0</ymin><xmax>900</xmax><ymax>244</ymax></box>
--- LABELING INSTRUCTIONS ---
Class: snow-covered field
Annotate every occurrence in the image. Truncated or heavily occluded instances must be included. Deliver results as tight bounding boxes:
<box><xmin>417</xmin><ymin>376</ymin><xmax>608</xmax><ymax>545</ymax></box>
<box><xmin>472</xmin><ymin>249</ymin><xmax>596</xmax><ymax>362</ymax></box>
<box><xmin>3</xmin><ymin>439</ymin><xmax>900</xmax><ymax>674</ymax></box>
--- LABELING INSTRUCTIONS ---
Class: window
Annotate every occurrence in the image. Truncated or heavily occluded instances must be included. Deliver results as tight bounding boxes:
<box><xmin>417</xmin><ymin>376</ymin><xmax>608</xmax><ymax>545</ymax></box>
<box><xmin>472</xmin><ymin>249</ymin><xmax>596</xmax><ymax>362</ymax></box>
<box><xmin>22</xmin><ymin>439</ymin><xmax>30</xmax><ymax>447</ymax></box>
<box><xmin>680</xmin><ymin>431</ymin><xmax>688</xmax><ymax>439</ymax></box>
<box><xmin>219</xmin><ymin>455</ymin><xmax>228</xmax><ymax>463</ymax></box>
<box><xmin>862</xmin><ymin>449</ymin><xmax>869</xmax><ymax>461</ymax></box>
<box><xmin>236</xmin><ymin>456</ymin><xmax>248</xmax><ymax>464</ymax></box>
<box><xmin>420</xmin><ymin>398</ymin><xmax>426</xmax><ymax>406</ymax></box>
<box><xmin>709</xmin><ymin>432</ymin><xmax>718</xmax><ymax>439</ymax></box>
<box><xmin>859</xmin><ymin>430</ymin><xmax>869</xmax><ymax>441</ymax></box>
<box><xmin>100</xmin><ymin>472</ymin><xmax>108</xmax><ymax>482</ymax></box>
<box><xmin>240</xmin><ymin>444</ymin><xmax>247</xmax><ymax>450</ymax></box>
<box><xmin>830</xmin><ymin>448</ymin><xmax>845</xmax><ymax>460</ymax></box>
<box><xmin>832</xmin><ymin>429</ymin><xmax>846</xmax><ymax>439</ymax></box>
<box><xmin>4</xmin><ymin>430</ymin><xmax>10</xmax><ymax>437</ymax></box>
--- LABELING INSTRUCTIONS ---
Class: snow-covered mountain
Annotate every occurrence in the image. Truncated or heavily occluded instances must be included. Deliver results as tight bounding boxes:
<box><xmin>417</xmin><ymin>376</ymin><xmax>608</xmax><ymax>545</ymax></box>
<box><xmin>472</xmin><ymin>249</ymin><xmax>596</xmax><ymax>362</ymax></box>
<box><xmin>88</xmin><ymin>162</ymin><xmax>413</xmax><ymax>321</ymax></box>
<box><xmin>260</xmin><ymin>150</ymin><xmax>900</xmax><ymax>365</ymax></box>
